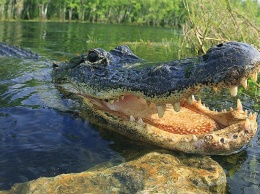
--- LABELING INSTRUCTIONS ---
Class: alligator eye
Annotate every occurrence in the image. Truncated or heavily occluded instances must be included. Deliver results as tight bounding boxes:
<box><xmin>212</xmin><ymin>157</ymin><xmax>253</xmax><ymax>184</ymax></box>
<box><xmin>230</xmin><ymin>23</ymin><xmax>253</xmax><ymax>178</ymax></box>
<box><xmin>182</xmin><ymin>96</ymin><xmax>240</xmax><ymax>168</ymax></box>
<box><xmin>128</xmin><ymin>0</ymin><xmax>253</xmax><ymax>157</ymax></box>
<box><xmin>217</xmin><ymin>43</ymin><xmax>223</xmax><ymax>47</ymax></box>
<box><xmin>87</xmin><ymin>50</ymin><xmax>99</xmax><ymax>62</ymax></box>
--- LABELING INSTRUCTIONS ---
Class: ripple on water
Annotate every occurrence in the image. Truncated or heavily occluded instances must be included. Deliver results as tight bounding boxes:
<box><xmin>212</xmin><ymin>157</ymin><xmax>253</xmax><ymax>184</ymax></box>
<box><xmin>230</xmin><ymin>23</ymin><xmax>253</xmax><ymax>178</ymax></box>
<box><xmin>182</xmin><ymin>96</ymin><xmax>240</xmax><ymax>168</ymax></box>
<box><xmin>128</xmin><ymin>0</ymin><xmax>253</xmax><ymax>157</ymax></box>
<box><xmin>0</xmin><ymin>106</ymin><xmax>123</xmax><ymax>190</ymax></box>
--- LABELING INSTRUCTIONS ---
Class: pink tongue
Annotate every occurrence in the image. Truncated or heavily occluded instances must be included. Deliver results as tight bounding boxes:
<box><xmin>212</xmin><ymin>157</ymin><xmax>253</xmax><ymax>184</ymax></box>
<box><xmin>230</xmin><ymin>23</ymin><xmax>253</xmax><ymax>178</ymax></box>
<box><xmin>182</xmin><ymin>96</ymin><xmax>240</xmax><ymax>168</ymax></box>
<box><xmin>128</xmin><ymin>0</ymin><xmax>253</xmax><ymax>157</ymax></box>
<box><xmin>104</xmin><ymin>95</ymin><xmax>157</xmax><ymax>118</ymax></box>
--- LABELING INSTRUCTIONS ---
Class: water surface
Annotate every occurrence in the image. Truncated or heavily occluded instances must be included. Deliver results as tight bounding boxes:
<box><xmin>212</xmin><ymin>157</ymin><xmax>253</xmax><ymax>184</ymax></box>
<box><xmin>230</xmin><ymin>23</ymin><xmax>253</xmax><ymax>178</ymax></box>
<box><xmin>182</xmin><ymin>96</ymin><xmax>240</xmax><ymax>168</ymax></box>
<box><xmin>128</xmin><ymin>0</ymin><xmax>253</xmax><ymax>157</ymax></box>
<box><xmin>0</xmin><ymin>21</ymin><xmax>259</xmax><ymax>193</ymax></box>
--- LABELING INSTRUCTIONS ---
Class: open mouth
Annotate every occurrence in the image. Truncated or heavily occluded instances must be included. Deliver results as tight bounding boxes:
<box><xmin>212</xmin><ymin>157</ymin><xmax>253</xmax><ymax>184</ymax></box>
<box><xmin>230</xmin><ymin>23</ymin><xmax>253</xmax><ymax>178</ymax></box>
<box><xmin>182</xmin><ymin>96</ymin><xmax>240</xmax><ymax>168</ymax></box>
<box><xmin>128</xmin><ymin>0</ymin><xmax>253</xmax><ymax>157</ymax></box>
<box><xmin>55</xmin><ymin>65</ymin><xmax>259</xmax><ymax>154</ymax></box>
<box><xmin>82</xmin><ymin>93</ymin><xmax>257</xmax><ymax>136</ymax></box>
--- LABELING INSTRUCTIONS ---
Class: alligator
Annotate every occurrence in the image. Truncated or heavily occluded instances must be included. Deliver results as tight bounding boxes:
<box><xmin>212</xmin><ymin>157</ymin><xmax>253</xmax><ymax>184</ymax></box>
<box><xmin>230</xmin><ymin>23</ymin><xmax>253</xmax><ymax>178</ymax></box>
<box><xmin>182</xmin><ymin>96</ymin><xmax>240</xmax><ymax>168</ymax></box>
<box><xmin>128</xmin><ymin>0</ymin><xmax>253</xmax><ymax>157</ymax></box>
<box><xmin>51</xmin><ymin>41</ymin><xmax>259</xmax><ymax>155</ymax></box>
<box><xmin>0</xmin><ymin>41</ymin><xmax>258</xmax><ymax>155</ymax></box>
<box><xmin>0</xmin><ymin>42</ymin><xmax>39</xmax><ymax>59</ymax></box>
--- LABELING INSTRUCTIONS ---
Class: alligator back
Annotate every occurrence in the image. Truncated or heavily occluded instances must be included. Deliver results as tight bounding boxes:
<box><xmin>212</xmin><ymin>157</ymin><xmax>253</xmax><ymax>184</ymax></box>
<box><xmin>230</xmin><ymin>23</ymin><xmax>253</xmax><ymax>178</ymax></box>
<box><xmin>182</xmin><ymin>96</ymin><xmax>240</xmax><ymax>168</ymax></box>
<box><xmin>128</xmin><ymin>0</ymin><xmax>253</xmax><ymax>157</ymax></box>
<box><xmin>0</xmin><ymin>42</ymin><xmax>39</xmax><ymax>59</ymax></box>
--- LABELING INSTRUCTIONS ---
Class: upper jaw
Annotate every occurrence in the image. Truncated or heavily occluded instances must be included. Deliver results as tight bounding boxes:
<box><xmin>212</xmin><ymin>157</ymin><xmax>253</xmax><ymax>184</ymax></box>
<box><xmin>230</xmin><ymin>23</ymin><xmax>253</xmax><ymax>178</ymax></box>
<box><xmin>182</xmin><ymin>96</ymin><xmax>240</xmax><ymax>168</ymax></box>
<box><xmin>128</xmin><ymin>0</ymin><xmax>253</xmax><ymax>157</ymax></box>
<box><xmin>53</xmin><ymin>58</ymin><xmax>260</xmax><ymax>106</ymax></box>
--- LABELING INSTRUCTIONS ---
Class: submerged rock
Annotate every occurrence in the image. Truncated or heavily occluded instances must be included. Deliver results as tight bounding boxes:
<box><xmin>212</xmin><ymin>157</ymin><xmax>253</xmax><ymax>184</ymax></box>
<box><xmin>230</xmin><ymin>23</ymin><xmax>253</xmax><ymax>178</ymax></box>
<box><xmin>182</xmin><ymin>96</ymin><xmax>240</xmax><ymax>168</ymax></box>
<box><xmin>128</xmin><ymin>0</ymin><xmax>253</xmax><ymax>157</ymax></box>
<box><xmin>0</xmin><ymin>151</ymin><xmax>226</xmax><ymax>194</ymax></box>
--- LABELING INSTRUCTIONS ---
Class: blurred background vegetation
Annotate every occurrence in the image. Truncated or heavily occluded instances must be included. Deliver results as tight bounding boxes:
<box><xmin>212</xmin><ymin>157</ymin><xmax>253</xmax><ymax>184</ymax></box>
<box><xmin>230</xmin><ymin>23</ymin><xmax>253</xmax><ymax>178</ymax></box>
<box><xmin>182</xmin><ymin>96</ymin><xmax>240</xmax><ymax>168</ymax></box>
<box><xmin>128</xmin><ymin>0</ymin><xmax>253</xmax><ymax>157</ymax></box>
<box><xmin>0</xmin><ymin>0</ymin><xmax>187</xmax><ymax>25</ymax></box>
<box><xmin>1</xmin><ymin>0</ymin><xmax>260</xmax><ymax>53</ymax></box>
<box><xmin>0</xmin><ymin>0</ymin><xmax>258</xmax><ymax>26</ymax></box>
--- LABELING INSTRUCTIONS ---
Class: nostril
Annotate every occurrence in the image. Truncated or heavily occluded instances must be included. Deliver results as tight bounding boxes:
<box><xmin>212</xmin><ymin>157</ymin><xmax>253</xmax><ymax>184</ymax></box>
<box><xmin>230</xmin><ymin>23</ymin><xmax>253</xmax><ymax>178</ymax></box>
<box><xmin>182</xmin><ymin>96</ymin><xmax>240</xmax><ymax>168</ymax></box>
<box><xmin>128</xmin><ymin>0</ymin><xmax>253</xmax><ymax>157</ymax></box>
<box><xmin>52</xmin><ymin>62</ymin><xmax>59</xmax><ymax>69</ymax></box>
<box><xmin>88</xmin><ymin>51</ymin><xmax>99</xmax><ymax>62</ymax></box>
<box><xmin>217</xmin><ymin>43</ymin><xmax>223</xmax><ymax>47</ymax></box>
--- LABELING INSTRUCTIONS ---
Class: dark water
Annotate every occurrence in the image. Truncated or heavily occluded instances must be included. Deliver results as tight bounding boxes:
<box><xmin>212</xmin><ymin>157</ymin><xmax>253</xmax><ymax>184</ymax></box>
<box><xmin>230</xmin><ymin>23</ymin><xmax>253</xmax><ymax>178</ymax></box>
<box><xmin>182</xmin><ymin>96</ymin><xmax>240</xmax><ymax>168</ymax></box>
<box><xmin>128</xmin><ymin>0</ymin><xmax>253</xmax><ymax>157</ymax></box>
<box><xmin>0</xmin><ymin>21</ymin><xmax>259</xmax><ymax>193</ymax></box>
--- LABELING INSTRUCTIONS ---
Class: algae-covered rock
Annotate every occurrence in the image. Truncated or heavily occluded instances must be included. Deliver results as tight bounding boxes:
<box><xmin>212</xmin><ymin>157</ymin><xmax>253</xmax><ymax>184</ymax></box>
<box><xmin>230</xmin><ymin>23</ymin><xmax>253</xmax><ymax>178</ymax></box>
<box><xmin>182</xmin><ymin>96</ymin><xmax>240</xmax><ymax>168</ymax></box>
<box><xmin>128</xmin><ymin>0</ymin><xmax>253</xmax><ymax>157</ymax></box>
<box><xmin>0</xmin><ymin>151</ymin><xmax>226</xmax><ymax>194</ymax></box>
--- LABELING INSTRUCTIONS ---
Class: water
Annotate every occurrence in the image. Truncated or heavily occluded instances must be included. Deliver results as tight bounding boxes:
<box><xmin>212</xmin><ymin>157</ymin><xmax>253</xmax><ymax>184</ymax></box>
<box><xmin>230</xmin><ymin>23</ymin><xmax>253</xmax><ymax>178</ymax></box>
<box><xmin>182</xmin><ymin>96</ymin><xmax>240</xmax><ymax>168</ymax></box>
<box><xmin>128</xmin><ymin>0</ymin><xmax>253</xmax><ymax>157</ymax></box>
<box><xmin>0</xmin><ymin>21</ymin><xmax>259</xmax><ymax>193</ymax></box>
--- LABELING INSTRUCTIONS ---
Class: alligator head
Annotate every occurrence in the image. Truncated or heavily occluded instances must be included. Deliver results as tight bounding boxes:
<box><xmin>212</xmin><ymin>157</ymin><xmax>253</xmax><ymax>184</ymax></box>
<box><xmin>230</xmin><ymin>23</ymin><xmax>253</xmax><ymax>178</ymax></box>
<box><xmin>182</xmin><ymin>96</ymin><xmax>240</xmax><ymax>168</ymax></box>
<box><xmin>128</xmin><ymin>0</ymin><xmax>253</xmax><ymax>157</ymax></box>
<box><xmin>52</xmin><ymin>42</ymin><xmax>259</xmax><ymax>155</ymax></box>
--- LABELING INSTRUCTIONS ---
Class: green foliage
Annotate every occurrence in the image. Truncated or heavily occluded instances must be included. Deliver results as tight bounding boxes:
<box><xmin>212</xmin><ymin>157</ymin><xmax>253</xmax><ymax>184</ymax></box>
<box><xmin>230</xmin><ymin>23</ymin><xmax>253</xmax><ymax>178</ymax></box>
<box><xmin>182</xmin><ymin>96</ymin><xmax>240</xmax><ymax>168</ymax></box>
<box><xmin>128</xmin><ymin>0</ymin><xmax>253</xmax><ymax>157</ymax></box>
<box><xmin>179</xmin><ymin>0</ymin><xmax>260</xmax><ymax>109</ymax></box>
<box><xmin>179</xmin><ymin>0</ymin><xmax>260</xmax><ymax>57</ymax></box>
<box><xmin>2</xmin><ymin>0</ymin><xmax>260</xmax><ymax>38</ymax></box>
<box><xmin>0</xmin><ymin>0</ymin><xmax>187</xmax><ymax>27</ymax></box>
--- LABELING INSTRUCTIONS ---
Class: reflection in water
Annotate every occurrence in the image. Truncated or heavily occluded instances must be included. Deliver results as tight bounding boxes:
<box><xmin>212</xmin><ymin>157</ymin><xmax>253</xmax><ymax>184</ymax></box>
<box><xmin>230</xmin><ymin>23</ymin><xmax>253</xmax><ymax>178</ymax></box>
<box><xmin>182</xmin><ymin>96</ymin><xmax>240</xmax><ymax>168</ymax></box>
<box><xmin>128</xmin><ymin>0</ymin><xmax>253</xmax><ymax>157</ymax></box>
<box><xmin>0</xmin><ymin>22</ymin><xmax>259</xmax><ymax>193</ymax></box>
<box><xmin>0</xmin><ymin>21</ymin><xmax>180</xmax><ymax>61</ymax></box>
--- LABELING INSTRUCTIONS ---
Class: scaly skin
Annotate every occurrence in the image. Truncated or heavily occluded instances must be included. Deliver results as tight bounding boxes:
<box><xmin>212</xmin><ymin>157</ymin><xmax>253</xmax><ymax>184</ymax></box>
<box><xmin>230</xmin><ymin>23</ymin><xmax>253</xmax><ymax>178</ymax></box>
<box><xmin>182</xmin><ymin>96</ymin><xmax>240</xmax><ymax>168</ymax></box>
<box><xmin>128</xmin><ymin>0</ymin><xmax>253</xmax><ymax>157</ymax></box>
<box><xmin>0</xmin><ymin>42</ymin><xmax>39</xmax><ymax>59</ymax></box>
<box><xmin>50</xmin><ymin>42</ymin><xmax>258</xmax><ymax>155</ymax></box>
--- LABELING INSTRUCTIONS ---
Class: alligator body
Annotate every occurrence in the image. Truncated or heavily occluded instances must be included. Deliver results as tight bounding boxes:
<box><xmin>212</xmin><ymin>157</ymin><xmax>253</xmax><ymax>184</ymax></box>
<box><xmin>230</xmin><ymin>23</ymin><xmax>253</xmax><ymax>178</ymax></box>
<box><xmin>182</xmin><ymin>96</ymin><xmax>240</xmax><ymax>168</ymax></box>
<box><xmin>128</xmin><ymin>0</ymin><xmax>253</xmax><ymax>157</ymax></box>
<box><xmin>0</xmin><ymin>42</ymin><xmax>39</xmax><ymax>59</ymax></box>
<box><xmin>51</xmin><ymin>42</ymin><xmax>259</xmax><ymax>155</ymax></box>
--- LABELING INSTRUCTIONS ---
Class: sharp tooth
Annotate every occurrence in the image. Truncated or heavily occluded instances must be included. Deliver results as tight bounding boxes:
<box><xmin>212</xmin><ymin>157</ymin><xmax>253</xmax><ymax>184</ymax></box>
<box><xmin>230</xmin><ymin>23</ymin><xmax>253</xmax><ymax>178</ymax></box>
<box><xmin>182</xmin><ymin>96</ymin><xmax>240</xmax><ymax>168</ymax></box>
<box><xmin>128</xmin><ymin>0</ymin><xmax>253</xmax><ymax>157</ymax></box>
<box><xmin>230</xmin><ymin>107</ymin><xmax>234</xmax><ymax>111</ymax></box>
<box><xmin>173</xmin><ymin>102</ymin><xmax>181</xmax><ymax>112</ymax></box>
<box><xmin>187</xmin><ymin>96</ymin><xmax>193</xmax><ymax>105</ymax></box>
<box><xmin>197</xmin><ymin>99</ymin><xmax>202</xmax><ymax>107</ymax></box>
<box><xmin>252</xmin><ymin>72</ymin><xmax>258</xmax><ymax>82</ymax></box>
<box><xmin>115</xmin><ymin>97</ymin><xmax>119</xmax><ymax>102</ymax></box>
<box><xmin>130</xmin><ymin>115</ymin><xmax>135</xmax><ymax>122</ymax></box>
<box><xmin>120</xmin><ymin>96</ymin><xmax>125</xmax><ymax>100</ymax></box>
<box><xmin>213</xmin><ymin>86</ymin><xmax>218</xmax><ymax>92</ymax></box>
<box><xmin>192</xmin><ymin>135</ymin><xmax>198</xmax><ymax>141</ymax></box>
<box><xmin>137</xmin><ymin>117</ymin><xmax>144</xmax><ymax>125</ymax></box>
<box><xmin>229</xmin><ymin>86</ymin><xmax>238</xmax><ymax>96</ymax></box>
<box><xmin>244</xmin><ymin>118</ymin><xmax>250</xmax><ymax>129</ymax></box>
<box><xmin>109</xmin><ymin>99</ymin><xmax>114</xmax><ymax>104</ymax></box>
<box><xmin>195</xmin><ymin>99</ymin><xmax>203</xmax><ymax>109</ymax></box>
<box><xmin>241</xmin><ymin>79</ymin><xmax>248</xmax><ymax>89</ymax></box>
<box><xmin>237</xmin><ymin>99</ymin><xmax>243</xmax><ymax>111</ymax></box>
<box><xmin>157</xmin><ymin>105</ymin><xmax>166</xmax><ymax>118</ymax></box>
<box><xmin>244</xmin><ymin>110</ymin><xmax>248</xmax><ymax>116</ymax></box>
<box><xmin>253</xmin><ymin>112</ymin><xmax>257</xmax><ymax>120</ymax></box>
